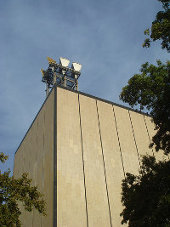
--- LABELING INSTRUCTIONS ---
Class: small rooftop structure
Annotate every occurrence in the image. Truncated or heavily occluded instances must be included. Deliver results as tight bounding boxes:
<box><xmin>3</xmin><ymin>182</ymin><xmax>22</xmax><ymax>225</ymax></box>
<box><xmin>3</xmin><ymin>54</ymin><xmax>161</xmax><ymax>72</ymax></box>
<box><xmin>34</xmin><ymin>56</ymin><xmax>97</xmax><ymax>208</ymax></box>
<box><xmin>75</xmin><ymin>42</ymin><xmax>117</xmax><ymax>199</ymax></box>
<box><xmin>41</xmin><ymin>57</ymin><xmax>82</xmax><ymax>96</ymax></box>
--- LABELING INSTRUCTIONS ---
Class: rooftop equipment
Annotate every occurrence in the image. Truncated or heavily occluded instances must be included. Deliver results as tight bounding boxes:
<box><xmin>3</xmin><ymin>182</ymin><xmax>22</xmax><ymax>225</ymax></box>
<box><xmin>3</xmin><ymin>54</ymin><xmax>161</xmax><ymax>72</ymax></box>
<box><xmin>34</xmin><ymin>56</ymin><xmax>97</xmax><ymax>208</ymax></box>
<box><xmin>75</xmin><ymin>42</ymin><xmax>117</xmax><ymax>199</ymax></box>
<box><xmin>41</xmin><ymin>57</ymin><xmax>82</xmax><ymax>96</ymax></box>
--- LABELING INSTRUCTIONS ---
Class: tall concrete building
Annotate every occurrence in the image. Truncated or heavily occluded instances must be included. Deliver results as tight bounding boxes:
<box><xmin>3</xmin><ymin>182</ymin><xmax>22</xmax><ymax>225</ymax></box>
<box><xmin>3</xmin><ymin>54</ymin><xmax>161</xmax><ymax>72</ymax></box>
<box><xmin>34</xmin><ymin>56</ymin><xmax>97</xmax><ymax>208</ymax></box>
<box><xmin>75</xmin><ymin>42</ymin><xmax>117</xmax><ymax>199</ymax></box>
<box><xmin>14</xmin><ymin>85</ymin><xmax>162</xmax><ymax>227</ymax></box>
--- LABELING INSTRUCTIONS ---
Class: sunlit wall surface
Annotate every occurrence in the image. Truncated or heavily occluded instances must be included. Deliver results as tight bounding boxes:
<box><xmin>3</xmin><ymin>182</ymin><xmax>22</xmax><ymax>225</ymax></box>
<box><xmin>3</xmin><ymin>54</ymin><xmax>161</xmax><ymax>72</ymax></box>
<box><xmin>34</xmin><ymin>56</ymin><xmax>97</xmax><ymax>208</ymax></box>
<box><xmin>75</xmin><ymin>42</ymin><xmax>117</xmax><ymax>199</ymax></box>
<box><xmin>14</xmin><ymin>86</ymin><xmax>161</xmax><ymax>227</ymax></box>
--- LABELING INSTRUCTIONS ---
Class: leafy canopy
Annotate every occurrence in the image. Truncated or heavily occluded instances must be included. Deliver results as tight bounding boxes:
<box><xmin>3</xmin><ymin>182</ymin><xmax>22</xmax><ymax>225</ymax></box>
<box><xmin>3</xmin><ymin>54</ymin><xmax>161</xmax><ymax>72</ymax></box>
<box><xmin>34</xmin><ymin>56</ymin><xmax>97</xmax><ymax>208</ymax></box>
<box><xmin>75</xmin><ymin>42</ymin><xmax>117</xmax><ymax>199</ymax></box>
<box><xmin>143</xmin><ymin>0</ymin><xmax>170</xmax><ymax>52</ymax></box>
<box><xmin>121</xmin><ymin>156</ymin><xmax>170</xmax><ymax>227</ymax></box>
<box><xmin>120</xmin><ymin>60</ymin><xmax>170</xmax><ymax>154</ymax></box>
<box><xmin>0</xmin><ymin>152</ymin><xmax>46</xmax><ymax>227</ymax></box>
<box><xmin>120</xmin><ymin>1</ymin><xmax>170</xmax><ymax>226</ymax></box>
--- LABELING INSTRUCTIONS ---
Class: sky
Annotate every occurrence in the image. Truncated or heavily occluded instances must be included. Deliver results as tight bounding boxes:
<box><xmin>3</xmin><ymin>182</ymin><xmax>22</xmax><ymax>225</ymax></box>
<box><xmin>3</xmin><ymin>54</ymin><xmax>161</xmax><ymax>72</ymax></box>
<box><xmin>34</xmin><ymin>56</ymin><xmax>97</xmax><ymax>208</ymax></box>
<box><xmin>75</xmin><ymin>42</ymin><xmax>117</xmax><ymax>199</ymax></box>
<box><xmin>0</xmin><ymin>0</ymin><xmax>169</xmax><ymax>173</ymax></box>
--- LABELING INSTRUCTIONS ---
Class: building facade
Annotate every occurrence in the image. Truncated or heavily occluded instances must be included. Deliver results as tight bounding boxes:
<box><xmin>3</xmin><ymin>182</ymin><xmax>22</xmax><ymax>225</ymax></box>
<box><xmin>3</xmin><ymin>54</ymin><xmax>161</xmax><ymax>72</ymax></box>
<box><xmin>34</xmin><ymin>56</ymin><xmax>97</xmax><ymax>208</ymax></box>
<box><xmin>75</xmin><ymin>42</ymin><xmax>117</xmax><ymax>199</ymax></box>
<box><xmin>14</xmin><ymin>85</ymin><xmax>162</xmax><ymax>227</ymax></box>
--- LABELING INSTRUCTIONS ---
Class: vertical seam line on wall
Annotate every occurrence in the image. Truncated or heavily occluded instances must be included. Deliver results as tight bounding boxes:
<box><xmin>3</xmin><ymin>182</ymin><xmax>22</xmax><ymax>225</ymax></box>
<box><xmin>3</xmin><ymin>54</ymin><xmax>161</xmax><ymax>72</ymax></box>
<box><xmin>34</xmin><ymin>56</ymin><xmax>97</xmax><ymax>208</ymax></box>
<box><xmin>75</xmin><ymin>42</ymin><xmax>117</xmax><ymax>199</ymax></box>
<box><xmin>32</xmin><ymin>211</ymin><xmax>34</xmax><ymax>227</ymax></box>
<box><xmin>143</xmin><ymin>116</ymin><xmax>155</xmax><ymax>157</ymax></box>
<box><xmin>41</xmin><ymin>111</ymin><xmax>45</xmax><ymax>227</ymax></box>
<box><xmin>112</xmin><ymin>106</ymin><xmax>126</xmax><ymax>178</ymax></box>
<box><xmin>43</xmin><ymin>111</ymin><xmax>45</xmax><ymax>150</ymax></box>
<box><xmin>96</xmin><ymin>100</ymin><xmax>113</xmax><ymax>227</ymax></box>
<box><xmin>128</xmin><ymin>110</ymin><xmax>142</xmax><ymax>169</ymax></box>
<box><xmin>78</xmin><ymin>94</ymin><xmax>89</xmax><ymax>227</ymax></box>
<box><xmin>53</xmin><ymin>85</ymin><xmax>57</xmax><ymax>227</ymax></box>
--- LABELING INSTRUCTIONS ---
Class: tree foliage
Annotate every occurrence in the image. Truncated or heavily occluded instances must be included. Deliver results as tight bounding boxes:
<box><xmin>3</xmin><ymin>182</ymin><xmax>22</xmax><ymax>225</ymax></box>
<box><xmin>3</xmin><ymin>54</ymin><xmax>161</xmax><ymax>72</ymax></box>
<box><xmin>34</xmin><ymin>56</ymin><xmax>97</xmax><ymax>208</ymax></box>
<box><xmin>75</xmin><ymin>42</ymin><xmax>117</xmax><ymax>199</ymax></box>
<box><xmin>0</xmin><ymin>153</ymin><xmax>8</xmax><ymax>163</ymax></box>
<box><xmin>120</xmin><ymin>60</ymin><xmax>170</xmax><ymax>154</ymax></box>
<box><xmin>120</xmin><ymin>1</ymin><xmax>170</xmax><ymax>225</ymax></box>
<box><xmin>0</xmin><ymin>152</ymin><xmax>46</xmax><ymax>227</ymax></box>
<box><xmin>143</xmin><ymin>0</ymin><xmax>170</xmax><ymax>52</ymax></box>
<box><xmin>121</xmin><ymin>156</ymin><xmax>170</xmax><ymax>226</ymax></box>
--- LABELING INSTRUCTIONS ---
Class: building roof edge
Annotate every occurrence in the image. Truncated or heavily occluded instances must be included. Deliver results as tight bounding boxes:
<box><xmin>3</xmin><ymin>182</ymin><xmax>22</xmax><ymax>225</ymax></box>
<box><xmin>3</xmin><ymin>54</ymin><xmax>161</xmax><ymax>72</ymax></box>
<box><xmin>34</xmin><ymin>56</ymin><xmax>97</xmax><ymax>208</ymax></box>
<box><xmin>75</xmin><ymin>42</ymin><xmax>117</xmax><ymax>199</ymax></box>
<box><xmin>57</xmin><ymin>85</ymin><xmax>150</xmax><ymax>117</ymax></box>
<box><xmin>15</xmin><ymin>85</ymin><xmax>150</xmax><ymax>156</ymax></box>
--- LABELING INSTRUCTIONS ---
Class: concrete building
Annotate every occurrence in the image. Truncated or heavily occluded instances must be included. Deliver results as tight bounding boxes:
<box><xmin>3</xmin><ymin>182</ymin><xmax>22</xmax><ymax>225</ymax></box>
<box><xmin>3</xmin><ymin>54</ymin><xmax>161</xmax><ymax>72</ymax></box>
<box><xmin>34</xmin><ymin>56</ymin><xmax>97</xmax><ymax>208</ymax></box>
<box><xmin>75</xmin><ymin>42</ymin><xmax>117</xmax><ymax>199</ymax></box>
<box><xmin>14</xmin><ymin>85</ymin><xmax>162</xmax><ymax>227</ymax></box>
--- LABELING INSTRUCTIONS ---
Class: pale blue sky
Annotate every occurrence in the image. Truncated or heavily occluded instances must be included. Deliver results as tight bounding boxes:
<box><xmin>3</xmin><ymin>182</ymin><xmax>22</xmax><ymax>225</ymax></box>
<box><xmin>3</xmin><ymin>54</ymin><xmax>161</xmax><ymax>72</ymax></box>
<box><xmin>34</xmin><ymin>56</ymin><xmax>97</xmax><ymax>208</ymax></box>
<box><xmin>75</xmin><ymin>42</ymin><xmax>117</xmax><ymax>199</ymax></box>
<box><xmin>0</xmin><ymin>0</ymin><xmax>169</xmax><ymax>172</ymax></box>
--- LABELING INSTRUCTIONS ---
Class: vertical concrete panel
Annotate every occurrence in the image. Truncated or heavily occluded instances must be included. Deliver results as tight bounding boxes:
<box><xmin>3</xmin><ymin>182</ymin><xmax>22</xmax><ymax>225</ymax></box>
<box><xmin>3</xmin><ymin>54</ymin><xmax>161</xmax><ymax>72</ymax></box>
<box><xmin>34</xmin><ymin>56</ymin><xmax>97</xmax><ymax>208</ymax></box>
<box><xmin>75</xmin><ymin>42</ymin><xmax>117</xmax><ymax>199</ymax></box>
<box><xmin>42</xmin><ymin>150</ymin><xmax>53</xmax><ymax>226</ymax></box>
<box><xmin>14</xmin><ymin>148</ymin><xmax>23</xmax><ymax>178</ymax></box>
<box><xmin>14</xmin><ymin>89</ymin><xmax>54</xmax><ymax>227</ymax></box>
<box><xmin>16</xmin><ymin>136</ymin><xmax>34</xmax><ymax>227</ymax></box>
<box><xmin>129</xmin><ymin>111</ymin><xmax>153</xmax><ymax>160</ymax></box>
<box><xmin>57</xmin><ymin>88</ymin><xmax>87</xmax><ymax>227</ymax></box>
<box><xmin>79</xmin><ymin>95</ymin><xmax>110</xmax><ymax>227</ymax></box>
<box><xmin>42</xmin><ymin>92</ymin><xmax>54</xmax><ymax>227</ymax></box>
<box><xmin>97</xmin><ymin>101</ymin><xmax>125</xmax><ymax>226</ymax></box>
<box><xmin>113</xmin><ymin>105</ymin><xmax>140</xmax><ymax>174</ymax></box>
<box><xmin>13</xmin><ymin>148</ymin><xmax>26</xmax><ymax>226</ymax></box>
<box><xmin>22</xmin><ymin>107</ymin><xmax>44</xmax><ymax>227</ymax></box>
<box><xmin>32</xmin><ymin>161</ymin><xmax>41</xmax><ymax>227</ymax></box>
<box><xmin>144</xmin><ymin>116</ymin><xmax>166</xmax><ymax>161</ymax></box>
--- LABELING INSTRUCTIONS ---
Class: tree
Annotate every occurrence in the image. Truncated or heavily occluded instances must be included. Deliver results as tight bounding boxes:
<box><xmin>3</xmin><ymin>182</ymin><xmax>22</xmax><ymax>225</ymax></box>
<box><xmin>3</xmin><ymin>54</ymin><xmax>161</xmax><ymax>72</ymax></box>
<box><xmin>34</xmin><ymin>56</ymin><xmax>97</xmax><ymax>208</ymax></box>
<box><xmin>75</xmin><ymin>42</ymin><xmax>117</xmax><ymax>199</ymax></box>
<box><xmin>143</xmin><ymin>0</ymin><xmax>170</xmax><ymax>52</ymax></box>
<box><xmin>120</xmin><ymin>60</ymin><xmax>170</xmax><ymax>155</ymax></box>
<box><xmin>120</xmin><ymin>0</ymin><xmax>170</xmax><ymax>225</ymax></box>
<box><xmin>0</xmin><ymin>152</ymin><xmax>46</xmax><ymax>227</ymax></box>
<box><xmin>120</xmin><ymin>60</ymin><xmax>170</xmax><ymax>226</ymax></box>
<box><xmin>120</xmin><ymin>156</ymin><xmax>170</xmax><ymax>226</ymax></box>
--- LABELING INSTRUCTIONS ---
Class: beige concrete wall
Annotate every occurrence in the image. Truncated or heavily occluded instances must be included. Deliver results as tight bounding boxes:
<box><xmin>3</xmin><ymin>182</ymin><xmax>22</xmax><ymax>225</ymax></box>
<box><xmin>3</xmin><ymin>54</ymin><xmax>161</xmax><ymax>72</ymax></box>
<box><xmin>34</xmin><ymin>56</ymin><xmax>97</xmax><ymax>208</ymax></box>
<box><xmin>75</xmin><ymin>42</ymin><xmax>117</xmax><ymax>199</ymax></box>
<box><xmin>14</xmin><ymin>86</ymin><xmax>160</xmax><ymax>227</ymax></box>
<box><xmin>14</xmin><ymin>89</ymin><xmax>54</xmax><ymax>227</ymax></box>
<box><xmin>129</xmin><ymin>111</ymin><xmax>153</xmax><ymax>162</ymax></box>
<box><xmin>56</xmin><ymin>89</ymin><xmax>153</xmax><ymax>227</ymax></box>
<box><xmin>78</xmin><ymin>95</ymin><xmax>111</xmax><ymax>227</ymax></box>
<box><xmin>97</xmin><ymin>100</ymin><xmax>124</xmax><ymax>226</ymax></box>
<box><xmin>56</xmin><ymin>88</ymin><xmax>87</xmax><ymax>227</ymax></box>
<box><xmin>113</xmin><ymin>106</ymin><xmax>140</xmax><ymax>175</ymax></box>
<box><xmin>144</xmin><ymin>115</ymin><xmax>167</xmax><ymax>161</ymax></box>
